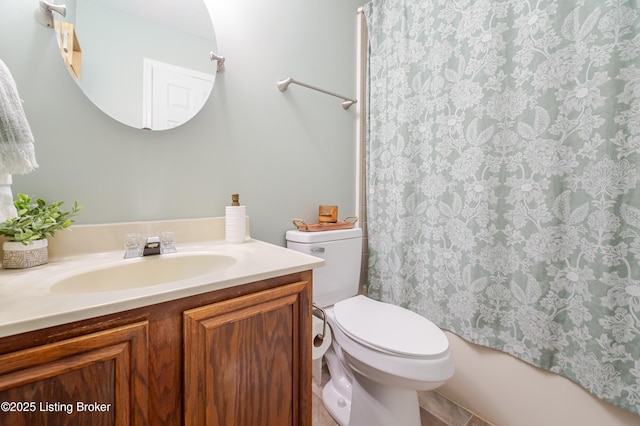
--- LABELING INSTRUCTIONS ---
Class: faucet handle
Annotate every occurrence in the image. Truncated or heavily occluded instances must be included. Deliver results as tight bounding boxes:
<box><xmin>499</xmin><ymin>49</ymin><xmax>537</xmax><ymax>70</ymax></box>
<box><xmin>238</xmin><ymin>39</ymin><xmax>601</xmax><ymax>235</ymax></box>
<box><xmin>161</xmin><ymin>231</ymin><xmax>177</xmax><ymax>254</ymax></box>
<box><xmin>124</xmin><ymin>233</ymin><xmax>143</xmax><ymax>259</ymax></box>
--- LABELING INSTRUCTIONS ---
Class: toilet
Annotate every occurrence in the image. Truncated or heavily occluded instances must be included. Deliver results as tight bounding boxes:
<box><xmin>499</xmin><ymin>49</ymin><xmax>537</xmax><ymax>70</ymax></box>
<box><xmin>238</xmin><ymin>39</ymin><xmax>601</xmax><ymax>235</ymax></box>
<box><xmin>286</xmin><ymin>228</ymin><xmax>454</xmax><ymax>426</ymax></box>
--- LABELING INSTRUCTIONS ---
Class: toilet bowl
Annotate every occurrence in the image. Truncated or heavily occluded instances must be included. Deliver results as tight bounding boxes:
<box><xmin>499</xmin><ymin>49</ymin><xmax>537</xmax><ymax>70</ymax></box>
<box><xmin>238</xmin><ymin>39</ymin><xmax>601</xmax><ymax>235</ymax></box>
<box><xmin>285</xmin><ymin>228</ymin><xmax>454</xmax><ymax>426</ymax></box>
<box><xmin>321</xmin><ymin>296</ymin><xmax>454</xmax><ymax>426</ymax></box>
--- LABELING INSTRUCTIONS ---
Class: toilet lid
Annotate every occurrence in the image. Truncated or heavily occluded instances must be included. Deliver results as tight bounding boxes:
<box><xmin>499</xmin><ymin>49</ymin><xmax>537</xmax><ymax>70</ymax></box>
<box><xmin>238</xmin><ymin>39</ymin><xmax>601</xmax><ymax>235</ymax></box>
<box><xmin>333</xmin><ymin>295</ymin><xmax>449</xmax><ymax>358</ymax></box>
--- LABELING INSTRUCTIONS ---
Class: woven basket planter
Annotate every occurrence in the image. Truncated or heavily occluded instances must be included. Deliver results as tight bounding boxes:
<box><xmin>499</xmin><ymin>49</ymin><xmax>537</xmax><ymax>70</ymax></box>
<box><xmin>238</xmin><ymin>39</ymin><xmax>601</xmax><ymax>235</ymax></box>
<box><xmin>2</xmin><ymin>239</ymin><xmax>48</xmax><ymax>269</ymax></box>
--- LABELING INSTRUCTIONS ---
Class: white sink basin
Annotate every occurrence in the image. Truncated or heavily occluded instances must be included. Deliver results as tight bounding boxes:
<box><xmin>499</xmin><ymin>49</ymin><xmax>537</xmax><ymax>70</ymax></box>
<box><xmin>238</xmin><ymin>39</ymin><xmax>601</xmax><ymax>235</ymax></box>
<box><xmin>50</xmin><ymin>253</ymin><xmax>236</xmax><ymax>294</ymax></box>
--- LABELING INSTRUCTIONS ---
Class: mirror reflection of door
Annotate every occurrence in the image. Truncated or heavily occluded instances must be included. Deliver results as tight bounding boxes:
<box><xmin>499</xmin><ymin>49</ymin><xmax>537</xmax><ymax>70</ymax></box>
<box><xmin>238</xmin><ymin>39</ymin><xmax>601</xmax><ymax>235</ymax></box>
<box><xmin>142</xmin><ymin>59</ymin><xmax>214</xmax><ymax>130</ymax></box>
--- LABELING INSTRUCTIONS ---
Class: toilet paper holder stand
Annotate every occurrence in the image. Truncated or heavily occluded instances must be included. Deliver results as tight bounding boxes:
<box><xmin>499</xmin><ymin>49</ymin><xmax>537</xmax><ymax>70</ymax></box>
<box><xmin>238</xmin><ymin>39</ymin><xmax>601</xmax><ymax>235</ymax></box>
<box><xmin>312</xmin><ymin>303</ymin><xmax>327</xmax><ymax>348</ymax></box>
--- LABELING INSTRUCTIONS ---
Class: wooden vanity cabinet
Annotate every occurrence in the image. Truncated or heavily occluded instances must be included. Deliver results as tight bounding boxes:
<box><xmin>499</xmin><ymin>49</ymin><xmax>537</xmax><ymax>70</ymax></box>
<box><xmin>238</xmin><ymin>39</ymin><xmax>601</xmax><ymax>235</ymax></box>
<box><xmin>184</xmin><ymin>280</ymin><xmax>309</xmax><ymax>426</ymax></box>
<box><xmin>0</xmin><ymin>271</ymin><xmax>313</xmax><ymax>426</ymax></box>
<box><xmin>0</xmin><ymin>322</ymin><xmax>149</xmax><ymax>426</ymax></box>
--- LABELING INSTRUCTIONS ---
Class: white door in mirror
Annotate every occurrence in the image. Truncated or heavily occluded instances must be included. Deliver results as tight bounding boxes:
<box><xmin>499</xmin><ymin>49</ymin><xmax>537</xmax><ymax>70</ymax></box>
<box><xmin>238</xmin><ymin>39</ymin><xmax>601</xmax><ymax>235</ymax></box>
<box><xmin>142</xmin><ymin>58</ymin><xmax>214</xmax><ymax>130</ymax></box>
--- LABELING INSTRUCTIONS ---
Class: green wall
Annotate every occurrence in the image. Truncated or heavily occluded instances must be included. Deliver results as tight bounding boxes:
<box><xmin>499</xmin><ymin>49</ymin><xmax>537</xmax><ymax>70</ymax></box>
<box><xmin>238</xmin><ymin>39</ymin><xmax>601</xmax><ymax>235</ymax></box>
<box><xmin>1</xmin><ymin>0</ymin><xmax>366</xmax><ymax>245</ymax></box>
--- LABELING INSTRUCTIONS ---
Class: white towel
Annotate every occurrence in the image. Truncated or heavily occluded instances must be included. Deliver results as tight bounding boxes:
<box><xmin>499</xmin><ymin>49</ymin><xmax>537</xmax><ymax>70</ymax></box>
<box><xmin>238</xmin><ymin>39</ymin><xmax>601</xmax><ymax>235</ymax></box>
<box><xmin>0</xmin><ymin>173</ymin><xmax>16</xmax><ymax>221</ymax></box>
<box><xmin>0</xmin><ymin>59</ymin><xmax>38</xmax><ymax>175</ymax></box>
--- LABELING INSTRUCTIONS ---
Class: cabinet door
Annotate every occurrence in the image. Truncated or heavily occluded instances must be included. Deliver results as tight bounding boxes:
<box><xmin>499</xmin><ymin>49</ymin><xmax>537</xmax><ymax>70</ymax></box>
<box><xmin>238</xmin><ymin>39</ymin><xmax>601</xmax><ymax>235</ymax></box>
<box><xmin>0</xmin><ymin>322</ymin><xmax>148</xmax><ymax>426</ymax></box>
<box><xmin>184</xmin><ymin>280</ymin><xmax>311</xmax><ymax>426</ymax></box>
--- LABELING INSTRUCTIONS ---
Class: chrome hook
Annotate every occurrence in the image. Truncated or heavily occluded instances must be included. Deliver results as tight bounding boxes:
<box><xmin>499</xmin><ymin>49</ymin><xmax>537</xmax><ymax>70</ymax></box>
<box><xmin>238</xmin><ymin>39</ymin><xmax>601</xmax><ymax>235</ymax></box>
<box><xmin>34</xmin><ymin>1</ymin><xmax>66</xmax><ymax>28</ymax></box>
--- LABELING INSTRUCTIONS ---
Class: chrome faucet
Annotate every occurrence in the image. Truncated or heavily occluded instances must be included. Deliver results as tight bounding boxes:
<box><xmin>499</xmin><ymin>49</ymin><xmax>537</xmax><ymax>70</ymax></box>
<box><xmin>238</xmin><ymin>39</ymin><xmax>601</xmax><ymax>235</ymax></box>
<box><xmin>143</xmin><ymin>237</ymin><xmax>161</xmax><ymax>256</ymax></box>
<box><xmin>124</xmin><ymin>232</ymin><xmax>176</xmax><ymax>259</ymax></box>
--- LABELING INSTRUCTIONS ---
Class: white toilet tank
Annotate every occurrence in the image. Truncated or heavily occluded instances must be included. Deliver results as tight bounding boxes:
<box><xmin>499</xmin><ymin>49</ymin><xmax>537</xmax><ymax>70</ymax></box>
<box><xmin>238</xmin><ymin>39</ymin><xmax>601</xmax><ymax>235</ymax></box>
<box><xmin>286</xmin><ymin>228</ymin><xmax>362</xmax><ymax>308</ymax></box>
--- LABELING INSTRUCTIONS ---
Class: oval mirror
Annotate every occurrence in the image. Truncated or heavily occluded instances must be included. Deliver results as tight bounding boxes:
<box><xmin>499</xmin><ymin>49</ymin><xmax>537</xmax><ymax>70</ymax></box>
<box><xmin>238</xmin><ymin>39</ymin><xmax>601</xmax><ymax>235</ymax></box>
<box><xmin>51</xmin><ymin>0</ymin><xmax>219</xmax><ymax>131</ymax></box>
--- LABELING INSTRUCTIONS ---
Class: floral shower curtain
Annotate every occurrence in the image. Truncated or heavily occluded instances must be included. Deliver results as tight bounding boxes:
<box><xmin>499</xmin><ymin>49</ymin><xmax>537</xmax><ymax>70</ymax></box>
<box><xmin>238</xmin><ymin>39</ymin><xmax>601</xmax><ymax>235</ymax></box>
<box><xmin>364</xmin><ymin>0</ymin><xmax>640</xmax><ymax>414</ymax></box>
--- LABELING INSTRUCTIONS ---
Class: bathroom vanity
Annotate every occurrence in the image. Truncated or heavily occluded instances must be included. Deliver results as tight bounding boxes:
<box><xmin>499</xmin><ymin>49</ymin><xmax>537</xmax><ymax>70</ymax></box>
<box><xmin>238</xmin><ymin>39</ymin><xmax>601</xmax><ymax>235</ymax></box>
<box><xmin>0</xmin><ymin>218</ymin><xmax>324</xmax><ymax>425</ymax></box>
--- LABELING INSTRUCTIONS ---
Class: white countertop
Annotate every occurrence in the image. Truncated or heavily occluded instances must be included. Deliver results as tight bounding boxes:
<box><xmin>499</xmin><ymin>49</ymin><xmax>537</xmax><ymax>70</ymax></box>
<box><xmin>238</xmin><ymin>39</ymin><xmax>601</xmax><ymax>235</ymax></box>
<box><xmin>0</xmin><ymin>237</ymin><xmax>324</xmax><ymax>338</ymax></box>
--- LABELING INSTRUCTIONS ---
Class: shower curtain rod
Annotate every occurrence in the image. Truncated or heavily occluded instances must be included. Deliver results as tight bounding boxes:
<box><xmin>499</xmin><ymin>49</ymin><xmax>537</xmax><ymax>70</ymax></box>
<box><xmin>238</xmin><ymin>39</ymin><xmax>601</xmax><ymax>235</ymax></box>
<box><xmin>277</xmin><ymin>77</ymin><xmax>358</xmax><ymax>110</ymax></box>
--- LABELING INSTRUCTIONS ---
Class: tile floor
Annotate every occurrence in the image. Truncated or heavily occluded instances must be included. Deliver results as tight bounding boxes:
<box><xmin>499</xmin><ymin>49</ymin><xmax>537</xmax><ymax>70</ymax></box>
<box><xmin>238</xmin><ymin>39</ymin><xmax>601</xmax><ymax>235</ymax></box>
<box><xmin>311</xmin><ymin>366</ymin><xmax>493</xmax><ymax>426</ymax></box>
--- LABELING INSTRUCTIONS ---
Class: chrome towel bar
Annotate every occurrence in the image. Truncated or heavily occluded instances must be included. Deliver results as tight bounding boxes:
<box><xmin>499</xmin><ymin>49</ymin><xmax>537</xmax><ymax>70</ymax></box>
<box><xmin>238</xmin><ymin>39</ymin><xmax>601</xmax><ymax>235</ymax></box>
<box><xmin>277</xmin><ymin>77</ymin><xmax>357</xmax><ymax>110</ymax></box>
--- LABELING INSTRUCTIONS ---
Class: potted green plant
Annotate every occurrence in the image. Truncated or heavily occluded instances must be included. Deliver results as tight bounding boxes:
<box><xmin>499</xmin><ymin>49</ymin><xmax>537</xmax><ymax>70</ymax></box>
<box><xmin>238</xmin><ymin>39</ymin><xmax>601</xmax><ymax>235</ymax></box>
<box><xmin>0</xmin><ymin>193</ymin><xmax>82</xmax><ymax>269</ymax></box>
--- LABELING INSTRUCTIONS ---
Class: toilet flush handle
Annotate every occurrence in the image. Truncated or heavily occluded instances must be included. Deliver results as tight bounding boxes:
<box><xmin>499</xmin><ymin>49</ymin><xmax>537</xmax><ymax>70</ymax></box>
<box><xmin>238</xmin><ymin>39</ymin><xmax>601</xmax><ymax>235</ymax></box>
<box><xmin>311</xmin><ymin>247</ymin><xmax>325</xmax><ymax>253</ymax></box>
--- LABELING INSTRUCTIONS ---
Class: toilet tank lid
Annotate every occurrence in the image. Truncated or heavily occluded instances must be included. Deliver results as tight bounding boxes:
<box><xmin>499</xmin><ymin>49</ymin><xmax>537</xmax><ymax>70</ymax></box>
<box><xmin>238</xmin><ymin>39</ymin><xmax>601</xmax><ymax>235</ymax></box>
<box><xmin>286</xmin><ymin>228</ymin><xmax>362</xmax><ymax>243</ymax></box>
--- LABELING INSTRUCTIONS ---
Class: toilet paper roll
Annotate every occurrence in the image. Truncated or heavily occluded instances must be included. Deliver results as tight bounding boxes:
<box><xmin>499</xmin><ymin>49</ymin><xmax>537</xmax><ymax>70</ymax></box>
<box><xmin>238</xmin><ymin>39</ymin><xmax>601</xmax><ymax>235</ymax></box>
<box><xmin>312</xmin><ymin>314</ymin><xmax>332</xmax><ymax>360</ymax></box>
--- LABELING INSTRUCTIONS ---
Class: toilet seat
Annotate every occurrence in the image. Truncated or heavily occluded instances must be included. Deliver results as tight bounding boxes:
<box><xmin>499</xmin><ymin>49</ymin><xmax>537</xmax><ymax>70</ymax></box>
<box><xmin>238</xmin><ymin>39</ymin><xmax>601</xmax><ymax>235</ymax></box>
<box><xmin>333</xmin><ymin>295</ymin><xmax>449</xmax><ymax>358</ymax></box>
